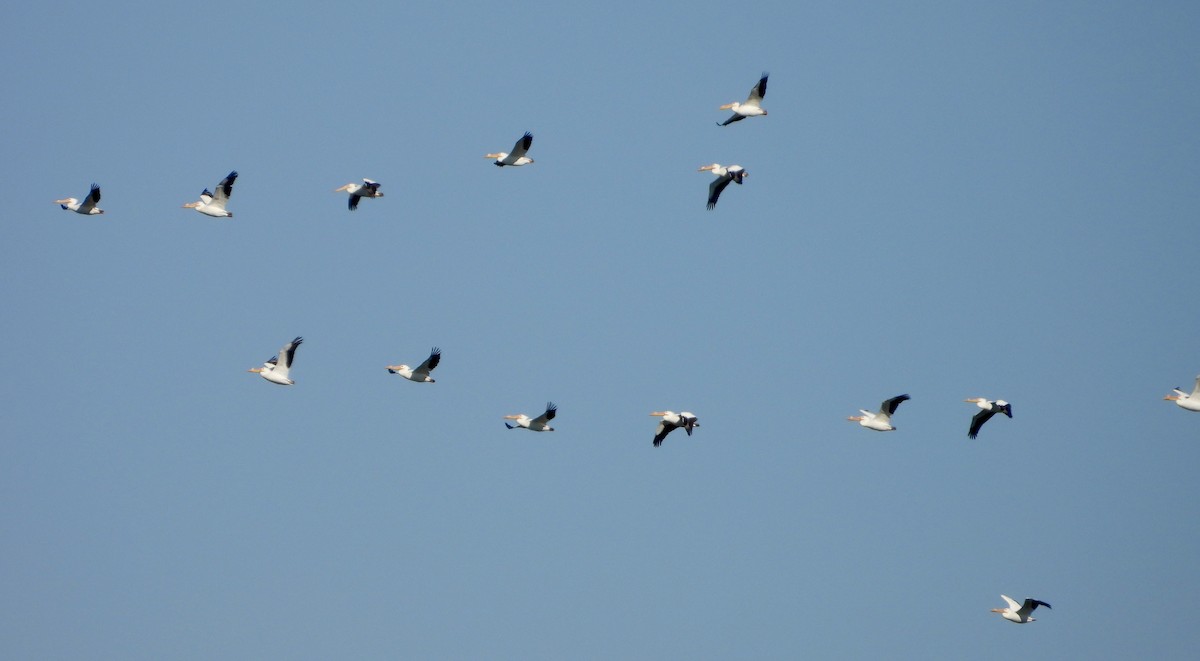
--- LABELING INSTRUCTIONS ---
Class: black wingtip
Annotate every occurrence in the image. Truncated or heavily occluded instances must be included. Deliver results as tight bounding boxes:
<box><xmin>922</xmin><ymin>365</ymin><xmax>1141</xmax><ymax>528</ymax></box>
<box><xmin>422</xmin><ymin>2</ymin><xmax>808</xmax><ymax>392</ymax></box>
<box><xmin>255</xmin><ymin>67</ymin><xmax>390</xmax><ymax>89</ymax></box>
<box><xmin>505</xmin><ymin>423</ymin><xmax>515</xmax><ymax>429</ymax></box>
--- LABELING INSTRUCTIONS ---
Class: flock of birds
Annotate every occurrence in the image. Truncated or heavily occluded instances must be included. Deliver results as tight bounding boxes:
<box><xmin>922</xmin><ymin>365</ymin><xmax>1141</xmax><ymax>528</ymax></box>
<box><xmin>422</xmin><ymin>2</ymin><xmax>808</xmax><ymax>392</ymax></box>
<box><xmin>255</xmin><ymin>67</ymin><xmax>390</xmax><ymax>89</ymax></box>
<box><xmin>53</xmin><ymin>70</ymin><xmax>1200</xmax><ymax>625</ymax></box>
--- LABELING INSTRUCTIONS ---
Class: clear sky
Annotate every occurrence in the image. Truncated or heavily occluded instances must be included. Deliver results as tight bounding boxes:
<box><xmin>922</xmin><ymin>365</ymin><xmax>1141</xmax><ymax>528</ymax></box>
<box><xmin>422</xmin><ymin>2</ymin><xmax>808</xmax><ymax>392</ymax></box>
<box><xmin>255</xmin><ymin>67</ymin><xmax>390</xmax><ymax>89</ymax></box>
<box><xmin>3</xmin><ymin>1</ymin><xmax>1199</xmax><ymax>658</ymax></box>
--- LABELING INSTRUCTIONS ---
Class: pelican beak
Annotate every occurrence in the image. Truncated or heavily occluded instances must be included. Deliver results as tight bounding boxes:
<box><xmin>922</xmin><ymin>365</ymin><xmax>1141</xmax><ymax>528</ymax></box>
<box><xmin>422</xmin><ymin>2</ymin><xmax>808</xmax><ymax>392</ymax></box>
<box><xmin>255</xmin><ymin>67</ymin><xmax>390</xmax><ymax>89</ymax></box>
<box><xmin>484</xmin><ymin>153</ymin><xmax>501</xmax><ymax>159</ymax></box>
<box><xmin>182</xmin><ymin>202</ymin><xmax>198</xmax><ymax>208</ymax></box>
<box><xmin>846</xmin><ymin>416</ymin><xmax>862</xmax><ymax>422</ymax></box>
<box><xmin>719</xmin><ymin>103</ymin><xmax>735</xmax><ymax>110</ymax></box>
<box><xmin>1164</xmin><ymin>395</ymin><xmax>1180</xmax><ymax>400</ymax></box>
<box><xmin>334</xmin><ymin>184</ymin><xmax>350</xmax><ymax>192</ymax></box>
<box><xmin>247</xmin><ymin>367</ymin><xmax>262</xmax><ymax>373</ymax></box>
<box><xmin>54</xmin><ymin>198</ymin><xmax>71</xmax><ymax>205</ymax></box>
<box><xmin>503</xmin><ymin>415</ymin><xmax>520</xmax><ymax>419</ymax></box>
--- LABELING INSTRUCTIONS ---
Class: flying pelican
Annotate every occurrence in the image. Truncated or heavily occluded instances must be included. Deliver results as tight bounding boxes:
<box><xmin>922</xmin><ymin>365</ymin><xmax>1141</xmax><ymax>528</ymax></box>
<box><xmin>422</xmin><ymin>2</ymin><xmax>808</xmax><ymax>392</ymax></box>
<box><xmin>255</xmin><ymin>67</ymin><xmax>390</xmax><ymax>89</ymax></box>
<box><xmin>485</xmin><ymin>132</ymin><xmax>534</xmax><ymax>166</ymax></box>
<box><xmin>334</xmin><ymin>178</ymin><xmax>383</xmax><ymax>211</ymax></box>
<box><xmin>387</xmin><ymin>347</ymin><xmax>441</xmax><ymax>383</ymax></box>
<box><xmin>1164</xmin><ymin>375</ymin><xmax>1200</xmax><ymax>412</ymax></box>
<box><xmin>847</xmin><ymin>394</ymin><xmax>910</xmax><ymax>431</ymax></box>
<box><xmin>56</xmin><ymin>184</ymin><xmax>104</xmax><ymax>215</ymax></box>
<box><xmin>649</xmin><ymin>411</ymin><xmax>699</xmax><ymax>447</ymax></box>
<box><xmin>247</xmin><ymin>336</ymin><xmax>303</xmax><ymax>385</ymax></box>
<box><xmin>504</xmin><ymin>402</ymin><xmax>556</xmax><ymax>431</ymax></box>
<box><xmin>965</xmin><ymin>398</ymin><xmax>1012</xmax><ymax>438</ymax></box>
<box><xmin>717</xmin><ymin>72</ymin><xmax>768</xmax><ymax>126</ymax></box>
<box><xmin>991</xmin><ymin>595</ymin><xmax>1051</xmax><ymax>624</ymax></box>
<box><xmin>182</xmin><ymin>171</ymin><xmax>238</xmax><ymax>217</ymax></box>
<box><xmin>698</xmin><ymin>163</ymin><xmax>747</xmax><ymax>209</ymax></box>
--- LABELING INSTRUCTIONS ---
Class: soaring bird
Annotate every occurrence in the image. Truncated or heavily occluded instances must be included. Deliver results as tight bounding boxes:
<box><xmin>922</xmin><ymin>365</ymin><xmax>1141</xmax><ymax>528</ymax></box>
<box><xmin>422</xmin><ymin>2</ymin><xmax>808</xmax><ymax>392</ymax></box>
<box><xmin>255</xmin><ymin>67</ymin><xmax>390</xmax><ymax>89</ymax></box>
<box><xmin>504</xmin><ymin>402</ymin><xmax>556</xmax><ymax>431</ymax></box>
<box><xmin>56</xmin><ymin>184</ymin><xmax>104</xmax><ymax>215</ymax></box>
<box><xmin>847</xmin><ymin>394</ymin><xmax>910</xmax><ymax>431</ymax></box>
<box><xmin>334</xmin><ymin>178</ymin><xmax>383</xmax><ymax>211</ymax></box>
<box><xmin>183</xmin><ymin>171</ymin><xmax>238</xmax><ymax>217</ymax></box>
<box><xmin>248</xmin><ymin>337</ymin><xmax>303</xmax><ymax>385</ymax></box>
<box><xmin>649</xmin><ymin>411</ymin><xmax>699</xmax><ymax>447</ymax></box>
<box><xmin>387</xmin><ymin>347</ymin><xmax>441</xmax><ymax>383</ymax></box>
<box><xmin>485</xmin><ymin>132</ymin><xmax>534</xmax><ymax>166</ymax></box>
<box><xmin>698</xmin><ymin>163</ymin><xmax>747</xmax><ymax>209</ymax></box>
<box><xmin>991</xmin><ymin>595</ymin><xmax>1051</xmax><ymax>624</ymax></box>
<box><xmin>965</xmin><ymin>398</ymin><xmax>1012</xmax><ymax>438</ymax></box>
<box><xmin>1164</xmin><ymin>375</ymin><xmax>1200</xmax><ymax>412</ymax></box>
<box><xmin>717</xmin><ymin>72</ymin><xmax>768</xmax><ymax>126</ymax></box>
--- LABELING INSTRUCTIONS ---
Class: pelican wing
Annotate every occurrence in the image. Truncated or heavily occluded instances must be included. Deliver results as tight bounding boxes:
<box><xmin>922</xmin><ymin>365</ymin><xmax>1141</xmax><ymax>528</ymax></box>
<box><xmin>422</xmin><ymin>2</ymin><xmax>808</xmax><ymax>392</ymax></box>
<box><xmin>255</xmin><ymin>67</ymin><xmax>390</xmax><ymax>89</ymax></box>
<box><xmin>653</xmin><ymin>420</ymin><xmax>673</xmax><ymax>447</ymax></box>
<box><xmin>211</xmin><ymin>171</ymin><xmax>238</xmax><ymax>207</ymax></box>
<box><xmin>745</xmin><ymin>72</ymin><xmax>768</xmax><ymax>105</ymax></box>
<box><xmin>998</xmin><ymin>402</ymin><xmax>1013</xmax><ymax>418</ymax></box>
<box><xmin>362</xmin><ymin>179</ymin><xmax>381</xmax><ymax>195</ymax></box>
<box><xmin>1000</xmin><ymin>595</ymin><xmax>1021</xmax><ymax>612</ymax></box>
<box><xmin>278</xmin><ymin>336</ymin><xmax>303</xmax><ymax>374</ymax></box>
<box><xmin>348</xmin><ymin>194</ymin><xmax>361</xmax><ymax>211</ymax></box>
<box><xmin>414</xmin><ymin>347</ymin><xmax>441</xmax><ymax>378</ymax></box>
<box><xmin>508</xmin><ymin>132</ymin><xmax>533</xmax><ymax>160</ymax></box>
<box><xmin>881</xmin><ymin>394</ymin><xmax>910</xmax><ymax>416</ymax></box>
<box><xmin>1021</xmin><ymin>598</ymin><xmax>1050</xmax><ymax>616</ymax></box>
<box><xmin>1192</xmin><ymin>375</ymin><xmax>1200</xmax><ymax>397</ymax></box>
<box><xmin>78</xmin><ymin>184</ymin><xmax>101</xmax><ymax>213</ymax></box>
<box><xmin>708</xmin><ymin>175</ymin><xmax>733</xmax><ymax>210</ymax></box>
<box><xmin>969</xmin><ymin>408</ymin><xmax>997</xmax><ymax>439</ymax></box>
<box><xmin>532</xmin><ymin>401</ymin><xmax>557</xmax><ymax>426</ymax></box>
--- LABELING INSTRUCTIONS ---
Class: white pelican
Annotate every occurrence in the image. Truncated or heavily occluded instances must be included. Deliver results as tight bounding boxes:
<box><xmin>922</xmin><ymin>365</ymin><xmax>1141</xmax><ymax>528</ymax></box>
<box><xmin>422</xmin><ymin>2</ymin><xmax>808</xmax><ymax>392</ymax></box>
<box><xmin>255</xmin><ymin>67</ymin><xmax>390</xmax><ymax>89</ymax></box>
<box><xmin>717</xmin><ymin>72</ymin><xmax>768</xmax><ymax>126</ymax></box>
<box><xmin>334</xmin><ymin>178</ymin><xmax>383</xmax><ymax>211</ymax></box>
<box><xmin>847</xmin><ymin>394</ymin><xmax>910</xmax><ymax>432</ymax></box>
<box><xmin>485</xmin><ymin>132</ymin><xmax>534</xmax><ymax>167</ymax></box>
<box><xmin>698</xmin><ymin>163</ymin><xmax>747</xmax><ymax>209</ymax></box>
<box><xmin>248</xmin><ymin>336</ymin><xmax>303</xmax><ymax>385</ymax></box>
<box><xmin>56</xmin><ymin>184</ymin><xmax>104</xmax><ymax>215</ymax></box>
<box><xmin>991</xmin><ymin>595</ymin><xmax>1051</xmax><ymax>624</ymax></box>
<box><xmin>649</xmin><ymin>411</ymin><xmax>699</xmax><ymax>447</ymax></box>
<box><xmin>182</xmin><ymin>171</ymin><xmax>238</xmax><ymax>217</ymax></box>
<box><xmin>504</xmin><ymin>402</ymin><xmax>556</xmax><ymax>431</ymax></box>
<box><xmin>386</xmin><ymin>347</ymin><xmax>441</xmax><ymax>383</ymax></box>
<box><xmin>1164</xmin><ymin>375</ymin><xmax>1200</xmax><ymax>411</ymax></box>
<box><xmin>965</xmin><ymin>398</ymin><xmax>1012</xmax><ymax>439</ymax></box>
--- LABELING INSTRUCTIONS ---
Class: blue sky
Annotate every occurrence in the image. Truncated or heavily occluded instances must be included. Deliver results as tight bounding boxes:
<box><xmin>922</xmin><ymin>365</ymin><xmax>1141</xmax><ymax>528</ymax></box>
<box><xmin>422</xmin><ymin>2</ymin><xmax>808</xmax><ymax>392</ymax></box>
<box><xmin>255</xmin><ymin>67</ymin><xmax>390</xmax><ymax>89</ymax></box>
<box><xmin>3</xmin><ymin>1</ymin><xmax>1199</xmax><ymax>658</ymax></box>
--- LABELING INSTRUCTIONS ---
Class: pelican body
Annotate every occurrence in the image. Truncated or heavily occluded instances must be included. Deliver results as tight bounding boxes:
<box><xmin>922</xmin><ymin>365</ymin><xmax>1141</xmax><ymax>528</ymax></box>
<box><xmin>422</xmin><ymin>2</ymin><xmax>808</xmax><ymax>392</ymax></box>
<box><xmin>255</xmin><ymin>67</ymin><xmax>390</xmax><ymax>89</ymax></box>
<box><xmin>505</xmin><ymin>402</ymin><xmax>556</xmax><ymax>431</ymax></box>
<box><xmin>335</xmin><ymin>178</ymin><xmax>383</xmax><ymax>211</ymax></box>
<box><xmin>698</xmin><ymin>163</ymin><xmax>747</xmax><ymax>209</ymax></box>
<box><xmin>965</xmin><ymin>398</ymin><xmax>1012</xmax><ymax>438</ymax></box>
<box><xmin>717</xmin><ymin>72</ymin><xmax>768</xmax><ymax>126</ymax></box>
<box><xmin>991</xmin><ymin>595</ymin><xmax>1050</xmax><ymax>624</ymax></box>
<box><xmin>848</xmin><ymin>394</ymin><xmax>910</xmax><ymax>431</ymax></box>
<box><xmin>486</xmin><ymin>132</ymin><xmax>534</xmax><ymax>166</ymax></box>
<box><xmin>1164</xmin><ymin>375</ymin><xmax>1200</xmax><ymax>411</ymax></box>
<box><xmin>183</xmin><ymin>171</ymin><xmax>238</xmax><ymax>217</ymax></box>
<box><xmin>56</xmin><ymin>184</ymin><xmax>104</xmax><ymax>215</ymax></box>
<box><xmin>248</xmin><ymin>336</ymin><xmax>303</xmax><ymax>385</ymax></box>
<box><xmin>387</xmin><ymin>347</ymin><xmax>441</xmax><ymax>383</ymax></box>
<box><xmin>650</xmin><ymin>411</ymin><xmax>699</xmax><ymax>447</ymax></box>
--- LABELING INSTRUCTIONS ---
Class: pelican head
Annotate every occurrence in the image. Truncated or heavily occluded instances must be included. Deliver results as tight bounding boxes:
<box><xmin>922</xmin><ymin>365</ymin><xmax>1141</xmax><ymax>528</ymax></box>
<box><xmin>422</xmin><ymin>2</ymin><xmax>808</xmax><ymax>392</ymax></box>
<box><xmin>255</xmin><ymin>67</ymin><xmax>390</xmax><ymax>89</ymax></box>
<box><xmin>334</xmin><ymin>183</ymin><xmax>353</xmax><ymax>192</ymax></box>
<box><xmin>386</xmin><ymin>364</ymin><xmax>409</xmax><ymax>373</ymax></box>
